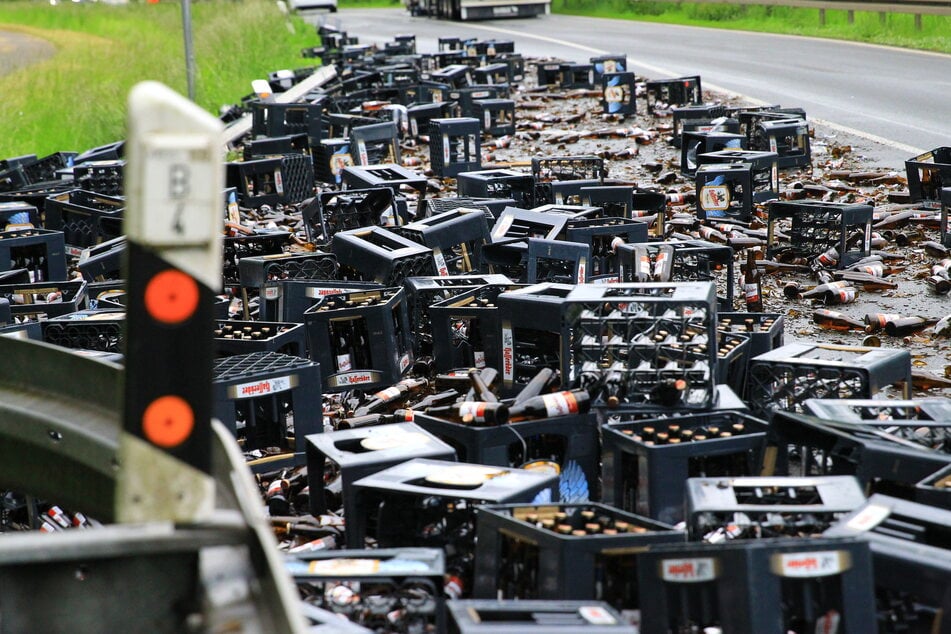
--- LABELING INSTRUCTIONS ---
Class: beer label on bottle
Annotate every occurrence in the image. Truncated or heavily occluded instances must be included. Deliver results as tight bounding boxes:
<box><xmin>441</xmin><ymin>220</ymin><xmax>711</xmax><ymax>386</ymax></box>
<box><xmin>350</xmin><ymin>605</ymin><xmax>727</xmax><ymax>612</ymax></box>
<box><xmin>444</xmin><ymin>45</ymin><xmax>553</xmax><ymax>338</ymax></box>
<box><xmin>474</xmin><ymin>350</ymin><xmax>486</xmax><ymax>368</ymax></box>
<box><xmin>834</xmin><ymin>288</ymin><xmax>857</xmax><ymax>304</ymax></box>
<box><xmin>744</xmin><ymin>283</ymin><xmax>760</xmax><ymax>303</ymax></box>
<box><xmin>433</xmin><ymin>247</ymin><xmax>449</xmax><ymax>277</ymax></box>
<box><xmin>263</xmin><ymin>285</ymin><xmax>281</xmax><ymax>300</ymax></box>
<box><xmin>660</xmin><ymin>557</ymin><xmax>718</xmax><ymax>583</ymax></box>
<box><xmin>336</xmin><ymin>353</ymin><xmax>352</xmax><ymax>372</ymax></box>
<box><xmin>771</xmin><ymin>551</ymin><xmax>850</xmax><ymax>578</ymax></box>
<box><xmin>458</xmin><ymin>401</ymin><xmax>487</xmax><ymax>422</ymax></box>
<box><xmin>373</xmin><ymin>386</ymin><xmax>402</xmax><ymax>401</ymax></box>
<box><xmin>542</xmin><ymin>391</ymin><xmax>578</xmax><ymax>418</ymax></box>
<box><xmin>700</xmin><ymin>185</ymin><xmax>730</xmax><ymax>211</ymax></box>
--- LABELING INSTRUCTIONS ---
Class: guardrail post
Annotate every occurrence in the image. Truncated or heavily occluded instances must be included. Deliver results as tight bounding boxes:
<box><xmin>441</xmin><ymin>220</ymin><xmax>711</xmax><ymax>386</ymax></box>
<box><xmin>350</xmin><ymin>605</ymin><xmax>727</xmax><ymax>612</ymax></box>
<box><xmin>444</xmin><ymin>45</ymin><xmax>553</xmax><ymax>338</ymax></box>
<box><xmin>819</xmin><ymin>7</ymin><xmax>826</xmax><ymax>25</ymax></box>
<box><xmin>847</xmin><ymin>9</ymin><xmax>854</xmax><ymax>23</ymax></box>
<box><xmin>915</xmin><ymin>13</ymin><xmax>922</xmax><ymax>29</ymax></box>
<box><xmin>879</xmin><ymin>11</ymin><xmax>886</xmax><ymax>24</ymax></box>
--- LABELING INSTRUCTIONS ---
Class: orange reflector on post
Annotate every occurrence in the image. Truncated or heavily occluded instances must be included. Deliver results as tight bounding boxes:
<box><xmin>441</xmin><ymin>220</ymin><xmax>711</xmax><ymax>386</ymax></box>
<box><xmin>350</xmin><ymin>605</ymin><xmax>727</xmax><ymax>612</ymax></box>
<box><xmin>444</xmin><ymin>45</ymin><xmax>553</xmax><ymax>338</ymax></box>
<box><xmin>144</xmin><ymin>269</ymin><xmax>199</xmax><ymax>324</ymax></box>
<box><xmin>142</xmin><ymin>395</ymin><xmax>195</xmax><ymax>448</ymax></box>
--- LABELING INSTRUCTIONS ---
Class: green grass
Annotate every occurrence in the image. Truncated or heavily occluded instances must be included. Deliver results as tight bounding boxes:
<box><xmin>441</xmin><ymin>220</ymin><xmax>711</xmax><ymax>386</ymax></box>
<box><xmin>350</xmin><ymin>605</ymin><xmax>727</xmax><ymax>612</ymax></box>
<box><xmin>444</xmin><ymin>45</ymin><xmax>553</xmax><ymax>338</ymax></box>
<box><xmin>554</xmin><ymin>0</ymin><xmax>951</xmax><ymax>54</ymax></box>
<box><xmin>339</xmin><ymin>0</ymin><xmax>403</xmax><ymax>7</ymax></box>
<box><xmin>0</xmin><ymin>0</ymin><xmax>318</xmax><ymax>157</ymax></box>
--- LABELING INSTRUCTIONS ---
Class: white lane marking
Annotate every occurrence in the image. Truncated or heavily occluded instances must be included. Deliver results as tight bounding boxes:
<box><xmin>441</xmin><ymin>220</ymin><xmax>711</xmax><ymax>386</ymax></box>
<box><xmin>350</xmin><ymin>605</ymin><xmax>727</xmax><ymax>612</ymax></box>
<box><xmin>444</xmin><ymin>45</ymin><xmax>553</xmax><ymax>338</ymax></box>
<box><xmin>457</xmin><ymin>21</ymin><xmax>925</xmax><ymax>155</ymax></box>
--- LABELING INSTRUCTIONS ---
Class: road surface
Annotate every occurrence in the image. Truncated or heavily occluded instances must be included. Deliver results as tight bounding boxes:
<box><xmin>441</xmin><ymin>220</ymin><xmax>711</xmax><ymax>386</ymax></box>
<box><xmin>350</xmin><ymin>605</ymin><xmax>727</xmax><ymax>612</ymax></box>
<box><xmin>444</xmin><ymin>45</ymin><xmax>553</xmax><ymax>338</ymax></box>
<box><xmin>318</xmin><ymin>8</ymin><xmax>951</xmax><ymax>168</ymax></box>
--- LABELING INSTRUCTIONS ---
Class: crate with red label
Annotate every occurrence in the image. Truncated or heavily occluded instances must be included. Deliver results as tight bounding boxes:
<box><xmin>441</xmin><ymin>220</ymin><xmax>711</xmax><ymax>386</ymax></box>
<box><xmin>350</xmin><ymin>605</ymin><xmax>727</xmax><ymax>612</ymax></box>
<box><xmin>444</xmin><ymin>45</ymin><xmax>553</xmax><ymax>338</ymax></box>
<box><xmin>396</xmin><ymin>208</ymin><xmax>491</xmax><ymax>277</ymax></box>
<box><xmin>212</xmin><ymin>351</ymin><xmax>322</xmax><ymax>470</ymax></box>
<box><xmin>213</xmin><ymin>319</ymin><xmax>307</xmax><ymax>358</ymax></box>
<box><xmin>305</xmin><ymin>187</ymin><xmax>401</xmax><ymax>245</ymax></box>
<box><xmin>825</xmin><ymin>495</ymin><xmax>951</xmax><ymax>633</ymax></box>
<box><xmin>602</xmin><ymin>411</ymin><xmax>769</xmax><ymax>525</ymax></box>
<box><xmin>766</xmin><ymin>407</ymin><xmax>950</xmax><ymax>496</ymax></box>
<box><xmin>564</xmin><ymin>281</ymin><xmax>719</xmax><ymax>411</ymax></box>
<box><xmin>290</xmin><ymin>548</ymin><xmax>446</xmax><ymax>633</ymax></box>
<box><xmin>766</xmin><ymin>200</ymin><xmax>873</xmax><ymax>268</ymax></box>
<box><xmin>237</xmin><ymin>251</ymin><xmax>339</xmax><ymax>318</ymax></box>
<box><xmin>428</xmin><ymin>283</ymin><xmax>522</xmax><ymax>373</ymax></box>
<box><xmin>637</xmin><ymin>537</ymin><xmax>876</xmax><ymax>634</ymax></box>
<box><xmin>564</xmin><ymin>217</ymin><xmax>649</xmax><ymax>283</ymax></box>
<box><xmin>429</xmin><ymin>117</ymin><xmax>482</xmax><ymax>178</ymax></box>
<box><xmin>349</xmin><ymin>121</ymin><xmax>401</xmax><ymax>168</ymax></box>
<box><xmin>448</xmin><ymin>600</ymin><xmax>636</xmax><ymax>633</ymax></box>
<box><xmin>306</xmin><ymin>422</ymin><xmax>455</xmax><ymax>519</ymax></box>
<box><xmin>43</xmin><ymin>189</ymin><xmax>123</xmax><ymax>258</ymax></box>
<box><xmin>257</xmin><ymin>279</ymin><xmax>383</xmax><ymax>324</ymax></box>
<box><xmin>685</xmin><ymin>475</ymin><xmax>866</xmax><ymax>541</ymax></box>
<box><xmin>413</xmin><ymin>411</ymin><xmax>600</xmax><ymax>502</ymax></box>
<box><xmin>747</xmin><ymin>343</ymin><xmax>911</xmax><ymax>420</ymax></box>
<box><xmin>472</xmin><ymin>502</ymin><xmax>683</xmax><ymax>607</ymax></box>
<box><xmin>525</xmin><ymin>238</ymin><xmax>590</xmax><ymax>285</ymax></box>
<box><xmin>331</xmin><ymin>226</ymin><xmax>435</xmax><ymax>287</ymax></box>
<box><xmin>303</xmin><ymin>286</ymin><xmax>413</xmax><ymax>393</ymax></box>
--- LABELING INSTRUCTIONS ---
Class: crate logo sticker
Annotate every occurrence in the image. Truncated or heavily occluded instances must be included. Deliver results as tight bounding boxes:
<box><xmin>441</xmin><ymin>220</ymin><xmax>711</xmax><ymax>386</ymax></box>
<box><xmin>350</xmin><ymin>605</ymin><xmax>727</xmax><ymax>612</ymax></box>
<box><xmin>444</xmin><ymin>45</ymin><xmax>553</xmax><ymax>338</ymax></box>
<box><xmin>274</xmin><ymin>169</ymin><xmax>284</xmax><ymax>195</ymax></box>
<box><xmin>304</xmin><ymin>286</ymin><xmax>364</xmax><ymax>299</ymax></box>
<box><xmin>357</xmin><ymin>140</ymin><xmax>368</xmax><ymax>166</ymax></box>
<box><xmin>329</xmin><ymin>370</ymin><xmax>383</xmax><ymax>387</ymax></box>
<box><xmin>229</xmin><ymin>374</ymin><xmax>297</xmax><ymax>399</ymax></box>
<box><xmin>501</xmin><ymin>325</ymin><xmax>514</xmax><ymax>381</ymax></box>
<box><xmin>579</xmin><ymin>606</ymin><xmax>617</xmax><ymax>626</ymax></box>
<box><xmin>700</xmin><ymin>185</ymin><xmax>730</xmax><ymax>211</ymax></box>
<box><xmin>442</xmin><ymin>134</ymin><xmax>451</xmax><ymax>165</ymax></box>
<box><xmin>577</xmin><ymin>257</ymin><xmax>586</xmax><ymax>283</ymax></box>
<box><xmin>433</xmin><ymin>247</ymin><xmax>449</xmax><ymax>277</ymax></box>
<box><xmin>772</xmin><ymin>551</ymin><xmax>850</xmax><ymax>578</ymax></box>
<box><xmin>661</xmin><ymin>558</ymin><xmax>718</xmax><ymax>583</ymax></box>
<box><xmin>484</xmin><ymin>109</ymin><xmax>492</xmax><ymax>130</ymax></box>
<box><xmin>263</xmin><ymin>285</ymin><xmax>281</xmax><ymax>300</ymax></box>
<box><xmin>399</xmin><ymin>353</ymin><xmax>411</xmax><ymax>373</ymax></box>
<box><xmin>845</xmin><ymin>504</ymin><xmax>891</xmax><ymax>532</ymax></box>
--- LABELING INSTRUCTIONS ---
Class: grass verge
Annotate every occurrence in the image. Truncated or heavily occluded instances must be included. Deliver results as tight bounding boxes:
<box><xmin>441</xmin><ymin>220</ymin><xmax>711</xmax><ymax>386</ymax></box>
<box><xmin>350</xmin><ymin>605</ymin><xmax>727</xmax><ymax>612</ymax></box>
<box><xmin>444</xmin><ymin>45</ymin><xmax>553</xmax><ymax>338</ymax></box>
<box><xmin>0</xmin><ymin>0</ymin><xmax>318</xmax><ymax>158</ymax></box>
<box><xmin>553</xmin><ymin>0</ymin><xmax>951</xmax><ymax>54</ymax></box>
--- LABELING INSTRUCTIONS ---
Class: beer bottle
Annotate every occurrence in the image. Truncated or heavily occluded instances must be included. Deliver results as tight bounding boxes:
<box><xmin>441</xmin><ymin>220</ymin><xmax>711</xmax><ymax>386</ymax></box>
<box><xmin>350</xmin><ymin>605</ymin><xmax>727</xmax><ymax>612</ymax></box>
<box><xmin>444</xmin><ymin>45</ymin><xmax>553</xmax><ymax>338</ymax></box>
<box><xmin>508</xmin><ymin>389</ymin><xmax>591</xmax><ymax>421</ymax></box>
<box><xmin>884</xmin><ymin>317</ymin><xmax>939</xmax><ymax>337</ymax></box>
<box><xmin>424</xmin><ymin>401</ymin><xmax>510</xmax><ymax>425</ymax></box>
<box><xmin>468</xmin><ymin>368</ymin><xmax>499</xmax><ymax>403</ymax></box>
<box><xmin>353</xmin><ymin>377</ymin><xmax>429</xmax><ymax>416</ymax></box>
<box><xmin>863</xmin><ymin>313</ymin><xmax>902</xmax><ymax>333</ymax></box>
<box><xmin>742</xmin><ymin>248</ymin><xmax>763</xmax><ymax>312</ymax></box>
<box><xmin>812</xmin><ymin>309</ymin><xmax>865</xmax><ymax>331</ymax></box>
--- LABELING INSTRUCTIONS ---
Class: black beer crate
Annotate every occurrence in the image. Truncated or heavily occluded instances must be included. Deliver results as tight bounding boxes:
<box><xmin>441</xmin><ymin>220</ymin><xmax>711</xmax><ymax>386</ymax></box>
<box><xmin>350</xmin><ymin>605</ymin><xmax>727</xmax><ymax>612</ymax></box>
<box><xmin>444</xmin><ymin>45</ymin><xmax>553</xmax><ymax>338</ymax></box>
<box><xmin>680</xmin><ymin>130</ymin><xmax>746</xmax><ymax>177</ymax></box>
<box><xmin>564</xmin><ymin>217</ymin><xmax>649</xmax><ymax>282</ymax></box>
<box><xmin>306</xmin><ymin>187</ymin><xmax>400</xmax><ymax>244</ymax></box>
<box><xmin>238</xmin><ymin>252</ymin><xmax>339</xmax><ymax>302</ymax></box>
<box><xmin>341</xmin><ymin>164</ymin><xmax>428</xmax><ymax>201</ymax></box>
<box><xmin>765</xmin><ymin>409</ymin><xmax>950</xmax><ymax>498</ymax></box>
<box><xmin>471</xmin><ymin>63</ymin><xmax>509</xmax><ymax>88</ymax></box>
<box><xmin>747</xmin><ymin>343</ymin><xmax>911</xmax><ymax>420</ymax></box>
<box><xmin>637</xmin><ymin>537</ymin><xmax>877</xmax><ymax>634</ymax></box>
<box><xmin>331</xmin><ymin>226</ymin><xmax>435</xmax><ymax>286</ymax></box>
<box><xmin>349</xmin><ymin>121</ymin><xmax>400</xmax><ymax>167</ymax></box>
<box><xmin>685</xmin><ymin>475</ymin><xmax>867</xmax><ymax>541</ymax></box>
<box><xmin>0</xmin><ymin>228</ymin><xmax>67</xmax><ymax>282</ymax></box>
<box><xmin>43</xmin><ymin>189</ymin><xmax>123</xmax><ymax>257</ymax></box>
<box><xmin>347</xmin><ymin>458</ymin><xmax>558</xmax><ymax>550</ymax></box>
<box><xmin>694</xmin><ymin>162</ymin><xmax>757</xmax><ymax>221</ymax></box>
<box><xmin>916</xmin><ymin>463</ymin><xmax>951</xmax><ymax>509</ymax></box>
<box><xmin>258</xmin><ymin>280</ymin><xmax>382</xmax><ymax>324</ymax></box>
<box><xmin>717</xmin><ymin>311</ymin><xmax>785</xmax><ymax>360</ymax></box>
<box><xmin>303</xmin><ymin>286</ymin><xmax>413</xmax><ymax>392</ymax></box>
<box><xmin>590</xmin><ymin>54</ymin><xmax>628</xmax><ymax>81</ymax></box>
<box><xmin>766</xmin><ymin>200</ymin><xmax>873</xmax><ymax>268</ymax></box>
<box><xmin>76</xmin><ymin>236</ymin><xmax>124</xmax><ymax>283</ymax></box>
<box><xmin>600</xmin><ymin>72</ymin><xmax>637</xmax><ymax>118</ymax></box>
<box><xmin>213</xmin><ymin>319</ymin><xmax>306</xmax><ymax>358</ymax></box>
<box><xmin>904</xmin><ymin>146</ymin><xmax>951</xmax><ymax>203</ymax></box>
<box><xmin>226</xmin><ymin>154</ymin><xmax>315</xmax><ymax>207</ymax></box>
<box><xmin>427</xmin><ymin>283</ymin><xmax>514</xmax><ymax>372</ymax></box>
<box><xmin>243</xmin><ymin>133</ymin><xmax>310</xmax><ymax>162</ymax></box>
<box><xmin>0</xmin><ymin>279</ymin><xmax>85</xmax><ymax>321</ymax></box>
<box><xmin>0</xmin><ymin>201</ymin><xmax>41</xmax><ymax>227</ymax></box>
<box><xmin>526</xmin><ymin>238</ymin><xmax>590</xmax><ymax>284</ymax></box>
<box><xmin>472</xmin><ymin>99</ymin><xmax>516</xmax><ymax>137</ymax></box>
<box><xmin>536</xmin><ymin>60</ymin><xmax>568</xmax><ymax>86</ymax></box>
<box><xmin>420</xmin><ymin>196</ymin><xmax>515</xmax><ymax>220</ymax></box>
<box><xmin>313</xmin><ymin>137</ymin><xmax>353</xmax><ymax>186</ymax></box>
<box><xmin>397</xmin><ymin>208</ymin><xmax>490</xmax><ymax>276</ymax></box>
<box><xmin>251</xmin><ymin>101</ymin><xmax>324</xmax><ymax>145</ymax></box>
<box><xmin>602</xmin><ymin>411</ymin><xmax>769</xmax><ymax>524</ymax></box>
<box><xmin>751</xmin><ymin>118</ymin><xmax>811</xmax><ymax>169</ymax></box>
<box><xmin>645</xmin><ymin>76</ymin><xmax>702</xmax><ymax>113</ymax></box>
<box><xmin>414</xmin><ymin>412</ymin><xmax>600</xmax><ymax>502</ymax></box>
<box><xmin>472</xmin><ymin>502</ymin><xmax>683</xmax><ymax>606</ymax></box>
<box><xmin>825</xmin><ymin>495</ymin><xmax>951</xmax><ymax>634</ymax></box>
<box><xmin>559</xmin><ymin>63</ymin><xmax>594</xmax><ymax>89</ymax></box>
<box><xmin>564</xmin><ymin>282</ymin><xmax>719</xmax><ymax>411</ymax></box>
<box><xmin>697</xmin><ymin>148</ymin><xmax>780</xmax><ymax>203</ymax></box>
<box><xmin>532</xmin><ymin>155</ymin><xmax>606</xmax><ymax>184</ymax></box>
<box><xmin>456</xmin><ymin>169</ymin><xmax>535</xmax><ymax>208</ymax></box>
<box><xmin>222</xmin><ymin>231</ymin><xmax>291</xmax><ymax>286</ymax></box>
<box><xmin>447</xmin><ymin>600</ymin><xmax>636</xmax><ymax>633</ymax></box>
<box><xmin>290</xmin><ymin>548</ymin><xmax>446</xmax><ymax>634</ymax></box>
<box><xmin>41</xmin><ymin>308</ymin><xmax>124</xmax><ymax>353</ymax></box>
<box><xmin>670</xmin><ymin>104</ymin><xmax>729</xmax><ymax>147</ymax></box>
<box><xmin>212</xmin><ymin>351</ymin><xmax>322</xmax><ymax>469</ymax></box>
<box><xmin>429</xmin><ymin>117</ymin><xmax>482</xmax><ymax>177</ymax></box>
<box><xmin>940</xmin><ymin>186</ymin><xmax>951</xmax><ymax>247</ymax></box>
<box><xmin>407</xmin><ymin>101</ymin><xmax>450</xmax><ymax>139</ymax></box>
<box><xmin>306</xmin><ymin>422</ymin><xmax>455</xmax><ymax>518</ymax></box>
<box><xmin>73</xmin><ymin>160</ymin><xmax>124</xmax><ymax>196</ymax></box>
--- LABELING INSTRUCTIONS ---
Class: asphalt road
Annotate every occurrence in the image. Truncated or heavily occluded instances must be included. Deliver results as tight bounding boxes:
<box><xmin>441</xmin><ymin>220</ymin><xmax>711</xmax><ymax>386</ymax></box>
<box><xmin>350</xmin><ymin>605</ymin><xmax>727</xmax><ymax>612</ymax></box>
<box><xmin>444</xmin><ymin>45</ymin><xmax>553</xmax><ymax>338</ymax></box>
<box><xmin>0</xmin><ymin>29</ymin><xmax>55</xmax><ymax>77</ymax></box>
<box><xmin>318</xmin><ymin>8</ymin><xmax>951</xmax><ymax>169</ymax></box>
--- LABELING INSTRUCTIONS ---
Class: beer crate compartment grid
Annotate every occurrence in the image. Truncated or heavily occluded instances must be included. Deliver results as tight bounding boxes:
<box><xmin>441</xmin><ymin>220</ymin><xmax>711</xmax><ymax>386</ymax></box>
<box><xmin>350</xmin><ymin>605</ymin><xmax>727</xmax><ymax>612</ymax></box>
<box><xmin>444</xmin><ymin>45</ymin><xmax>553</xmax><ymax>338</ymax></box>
<box><xmin>413</xmin><ymin>412</ymin><xmax>600</xmax><ymax>502</ymax></box>
<box><xmin>715</xmin><ymin>332</ymin><xmax>751</xmax><ymax>406</ymax></box>
<box><xmin>305</xmin><ymin>422</ymin><xmax>456</xmax><ymax>518</ymax></box>
<box><xmin>332</xmin><ymin>226</ymin><xmax>435</xmax><ymax>287</ymax></box>
<box><xmin>616</xmin><ymin>239</ymin><xmax>735</xmax><ymax>310</ymax></box>
<box><xmin>601</xmin><ymin>411</ymin><xmax>769</xmax><ymax>525</ymax></box>
<box><xmin>428</xmin><ymin>283</ymin><xmax>521</xmax><ymax>372</ymax></box>
<box><xmin>637</xmin><ymin>537</ymin><xmax>877</xmax><ymax>634</ymax></box>
<box><xmin>447</xmin><ymin>600</ymin><xmax>636</xmax><ymax>634</ymax></box>
<box><xmin>717</xmin><ymin>312</ymin><xmax>785</xmax><ymax>360</ymax></box>
<box><xmin>456</xmin><ymin>169</ymin><xmax>535</xmax><ymax>209</ymax></box>
<box><xmin>41</xmin><ymin>308</ymin><xmax>124</xmax><ymax>353</ymax></box>
<box><xmin>303</xmin><ymin>286</ymin><xmax>413</xmax><ymax>393</ymax></box>
<box><xmin>694</xmin><ymin>162</ymin><xmax>756</xmax><ymax>221</ymax></box>
<box><xmin>746</xmin><ymin>343</ymin><xmax>911</xmax><ymax>420</ymax></box>
<box><xmin>564</xmin><ymin>217</ymin><xmax>648</xmax><ymax>282</ymax></box>
<box><xmin>824</xmin><ymin>495</ymin><xmax>951</xmax><ymax>633</ymax></box>
<box><xmin>42</xmin><ymin>189</ymin><xmax>124</xmax><ymax>257</ymax></box>
<box><xmin>213</xmin><ymin>319</ymin><xmax>307</xmax><ymax>358</ymax></box>
<box><xmin>765</xmin><ymin>409</ymin><xmax>951</xmax><ymax>497</ymax></box>
<box><xmin>226</xmin><ymin>154</ymin><xmax>314</xmax><ymax>207</ymax></box>
<box><xmin>472</xmin><ymin>502</ymin><xmax>684</xmax><ymax>606</ymax></box>
<box><xmin>237</xmin><ymin>252</ymin><xmax>339</xmax><ymax>300</ymax></box>
<box><xmin>766</xmin><ymin>200</ymin><xmax>873</xmax><ymax>268</ymax></box>
<box><xmin>564</xmin><ymin>282</ymin><xmax>719</xmax><ymax>411</ymax></box>
<box><xmin>307</xmin><ymin>187</ymin><xmax>400</xmax><ymax>244</ymax></box>
<box><xmin>222</xmin><ymin>232</ymin><xmax>291</xmax><ymax>286</ymax></box>
<box><xmin>0</xmin><ymin>228</ymin><xmax>67</xmax><ymax>282</ymax></box>
<box><xmin>73</xmin><ymin>160</ymin><xmax>124</xmax><ymax>197</ymax></box>
<box><xmin>290</xmin><ymin>548</ymin><xmax>446</xmax><ymax>633</ymax></box>
<box><xmin>258</xmin><ymin>280</ymin><xmax>383</xmax><ymax>324</ymax></box>
<box><xmin>0</xmin><ymin>279</ymin><xmax>86</xmax><ymax>321</ymax></box>
<box><xmin>472</xmin><ymin>99</ymin><xmax>516</xmax><ymax>137</ymax></box>
<box><xmin>645</xmin><ymin>75</ymin><xmax>702</xmax><ymax>112</ymax></box>
<box><xmin>212</xmin><ymin>351</ymin><xmax>322</xmax><ymax>469</ymax></box>
<box><xmin>346</xmin><ymin>458</ymin><xmax>558</xmax><ymax>551</ymax></box>
<box><xmin>396</xmin><ymin>208</ymin><xmax>490</xmax><ymax>277</ymax></box>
